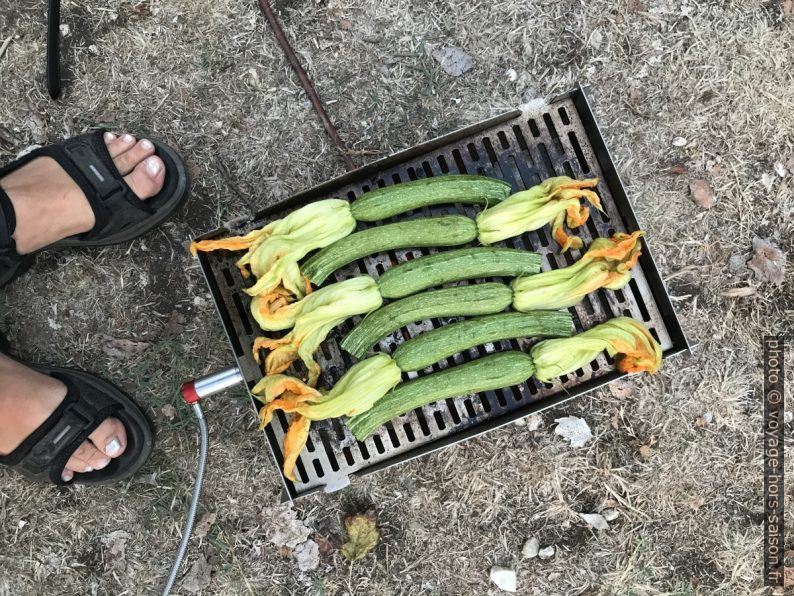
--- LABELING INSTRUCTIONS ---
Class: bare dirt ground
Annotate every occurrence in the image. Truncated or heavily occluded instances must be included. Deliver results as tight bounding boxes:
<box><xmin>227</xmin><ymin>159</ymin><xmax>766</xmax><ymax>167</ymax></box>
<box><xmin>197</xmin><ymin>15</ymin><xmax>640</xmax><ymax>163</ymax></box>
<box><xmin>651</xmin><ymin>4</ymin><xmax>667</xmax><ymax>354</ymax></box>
<box><xmin>1</xmin><ymin>0</ymin><xmax>793</xmax><ymax>594</ymax></box>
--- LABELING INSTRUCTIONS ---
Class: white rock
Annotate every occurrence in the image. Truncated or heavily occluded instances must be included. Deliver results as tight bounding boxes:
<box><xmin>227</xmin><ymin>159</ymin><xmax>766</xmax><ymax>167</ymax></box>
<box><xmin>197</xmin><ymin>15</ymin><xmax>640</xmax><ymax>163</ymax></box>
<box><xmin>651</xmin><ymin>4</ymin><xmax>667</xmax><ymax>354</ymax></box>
<box><xmin>702</xmin><ymin>411</ymin><xmax>714</xmax><ymax>424</ymax></box>
<box><xmin>537</xmin><ymin>545</ymin><xmax>555</xmax><ymax>559</ymax></box>
<box><xmin>293</xmin><ymin>539</ymin><xmax>319</xmax><ymax>572</ymax></box>
<box><xmin>526</xmin><ymin>414</ymin><xmax>543</xmax><ymax>431</ymax></box>
<box><xmin>88</xmin><ymin>45</ymin><xmax>99</xmax><ymax>55</ymax></box>
<box><xmin>579</xmin><ymin>512</ymin><xmax>609</xmax><ymax>530</ymax></box>
<box><xmin>489</xmin><ymin>566</ymin><xmax>517</xmax><ymax>592</ymax></box>
<box><xmin>522</xmin><ymin>537</ymin><xmax>540</xmax><ymax>559</ymax></box>
<box><xmin>505</xmin><ymin>68</ymin><xmax>518</xmax><ymax>82</ymax></box>
<box><xmin>602</xmin><ymin>508</ymin><xmax>619</xmax><ymax>522</ymax></box>
<box><xmin>774</xmin><ymin>162</ymin><xmax>788</xmax><ymax>177</ymax></box>
<box><xmin>672</xmin><ymin>136</ymin><xmax>688</xmax><ymax>147</ymax></box>
<box><xmin>59</xmin><ymin>24</ymin><xmax>71</xmax><ymax>37</ymax></box>
<box><xmin>760</xmin><ymin>173</ymin><xmax>775</xmax><ymax>191</ymax></box>
<box><xmin>554</xmin><ymin>416</ymin><xmax>593</xmax><ymax>448</ymax></box>
<box><xmin>785</xmin><ymin>411</ymin><xmax>793</xmax><ymax>424</ymax></box>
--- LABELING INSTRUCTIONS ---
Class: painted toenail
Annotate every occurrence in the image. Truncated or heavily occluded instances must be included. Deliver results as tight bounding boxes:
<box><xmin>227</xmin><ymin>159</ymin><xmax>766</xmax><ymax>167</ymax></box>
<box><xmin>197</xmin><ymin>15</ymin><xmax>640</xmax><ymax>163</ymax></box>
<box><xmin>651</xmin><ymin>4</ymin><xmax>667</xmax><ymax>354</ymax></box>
<box><xmin>104</xmin><ymin>132</ymin><xmax>116</xmax><ymax>142</ymax></box>
<box><xmin>141</xmin><ymin>139</ymin><xmax>153</xmax><ymax>150</ymax></box>
<box><xmin>62</xmin><ymin>470</ymin><xmax>73</xmax><ymax>482</ymax></box>
<box><xmin>85</xmin><ymin>466</ymin><xmax>94</xmax><ymax>473</ymax></box>
<box><xmin>122</xmin><ymin>134</ymin><xmax>135</xmax><ymax>143</ymax></box>
<box><xmin>105</xmin><ymin>438</ymin><xmax>122</xmax><ymax>456</ymax></box>
<box><xmin>146</xmin><ymin>157</ymin><xmax>162</xmax><ymax>175</ymax></box>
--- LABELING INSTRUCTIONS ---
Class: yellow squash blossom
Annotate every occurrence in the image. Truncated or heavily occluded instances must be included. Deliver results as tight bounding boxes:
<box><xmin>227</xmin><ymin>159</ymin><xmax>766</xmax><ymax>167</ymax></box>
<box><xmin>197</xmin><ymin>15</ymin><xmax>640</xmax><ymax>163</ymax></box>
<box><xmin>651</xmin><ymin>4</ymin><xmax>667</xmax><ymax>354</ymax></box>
<box><xmin>252</xmin><ymin>276</ymin><xmax>383</xmax><ymax>385</ymax></box>
<box><xmin>253</xmin><ymin>354</ymin><xmax>402</xmax><ymax>481</ymax></box>
<box><xmin>530</xmin><ymin>316</ymin><xmax>662</xmax><ymax>382</ymax></box>
<box><xmin>512</xmin><ymin>231</ymin><xmax>644</xmax><ymax>311</ymax></box>
<box><xmin>476</xmin><ymin>176</ymin><xmax>602</xmax><ymax>251</ymax></box>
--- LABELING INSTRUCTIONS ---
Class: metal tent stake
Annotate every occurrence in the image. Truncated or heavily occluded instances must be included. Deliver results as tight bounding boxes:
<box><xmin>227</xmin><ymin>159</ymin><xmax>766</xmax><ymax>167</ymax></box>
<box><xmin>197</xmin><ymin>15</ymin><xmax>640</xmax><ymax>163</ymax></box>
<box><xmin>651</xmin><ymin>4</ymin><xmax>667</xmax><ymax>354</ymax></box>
<box><xmin>161</xmin><ymin>367</ymin><xmax>243</xmax><ymax>596</ymax></box>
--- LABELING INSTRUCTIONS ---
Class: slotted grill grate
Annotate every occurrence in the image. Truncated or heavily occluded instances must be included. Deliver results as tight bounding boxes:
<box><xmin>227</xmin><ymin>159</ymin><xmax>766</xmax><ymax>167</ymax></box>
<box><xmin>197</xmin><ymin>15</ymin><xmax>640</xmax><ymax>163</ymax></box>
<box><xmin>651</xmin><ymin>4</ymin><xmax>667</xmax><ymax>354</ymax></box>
<box><xmin>195</xmin><ymin>86</ymin><xmax>690</xmax><ymax>500</ymax></box>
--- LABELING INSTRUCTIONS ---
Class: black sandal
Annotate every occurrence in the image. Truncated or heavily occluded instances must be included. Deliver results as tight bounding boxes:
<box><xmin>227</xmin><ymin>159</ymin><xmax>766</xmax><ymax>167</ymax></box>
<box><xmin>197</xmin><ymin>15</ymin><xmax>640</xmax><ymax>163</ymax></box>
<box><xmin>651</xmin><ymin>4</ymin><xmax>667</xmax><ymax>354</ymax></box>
<box><xmin>0</xmin><ymin>129</ymin><xmax>189</xmax><ymax>288</ymax></box>
<box><xmin>0</xmin><ymin>337</ymin><xmax>154</xmax><ymax>485</ymax></box>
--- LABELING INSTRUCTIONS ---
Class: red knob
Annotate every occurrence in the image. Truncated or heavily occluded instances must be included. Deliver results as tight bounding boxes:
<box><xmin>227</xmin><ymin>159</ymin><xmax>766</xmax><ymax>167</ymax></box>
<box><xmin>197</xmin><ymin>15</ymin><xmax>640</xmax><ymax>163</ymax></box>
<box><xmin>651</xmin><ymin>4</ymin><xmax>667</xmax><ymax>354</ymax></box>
<box><xmin>180</xmin><ymin>381</ymin><xmax>200</xmax><ymax>405</ymax></box>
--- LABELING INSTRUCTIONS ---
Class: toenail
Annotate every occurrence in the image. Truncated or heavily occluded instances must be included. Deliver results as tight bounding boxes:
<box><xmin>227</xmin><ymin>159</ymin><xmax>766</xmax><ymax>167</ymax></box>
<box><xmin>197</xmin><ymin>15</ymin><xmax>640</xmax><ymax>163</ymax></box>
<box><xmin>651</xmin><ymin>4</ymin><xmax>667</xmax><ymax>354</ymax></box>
<box><xmin>141</xmin><ymin>139</ymin><xmax>153</xmax><ymax>150</ymax></box>
<box><xmin>85</xmin><ymin>466</ymin><xmax>94</xmax><ymax>473</ymax></box>
<box><xmin>104</xmin><ymin>132</ymin><xmax>116</xmax><ymax>142</ymax></box>
<box><xmin>105</xmin><ymin>438</ymin><xmax>122</xmax><ymax>456</ymax></box>
<box><xmin>96</xmin><ymin>456</ymin><xmax>111</xmax><ymax>469</ymax></box>
<box><xmin>146</xmin><ymin>157</ymin><xmax>162</xmax><ymax>175</ymax></box>
<box><xmin>122</xmin><ymin>134</ymin><xmax>135</xmax><ymax>143</ymax></box>
<box><xmin>62</xmin><ymin>470</ymin><xmax>73</xmax><ymax>482</ymax></box>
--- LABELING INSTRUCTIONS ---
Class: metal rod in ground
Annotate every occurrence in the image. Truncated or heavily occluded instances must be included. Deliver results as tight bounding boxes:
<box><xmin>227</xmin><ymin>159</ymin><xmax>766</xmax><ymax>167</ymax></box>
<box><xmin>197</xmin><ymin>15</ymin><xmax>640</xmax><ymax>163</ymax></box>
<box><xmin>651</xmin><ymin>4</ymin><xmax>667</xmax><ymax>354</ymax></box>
<box><xmin>257</xmin><ymin>0</ymin><xmax>357</xmax><ymax>172</ymax></box>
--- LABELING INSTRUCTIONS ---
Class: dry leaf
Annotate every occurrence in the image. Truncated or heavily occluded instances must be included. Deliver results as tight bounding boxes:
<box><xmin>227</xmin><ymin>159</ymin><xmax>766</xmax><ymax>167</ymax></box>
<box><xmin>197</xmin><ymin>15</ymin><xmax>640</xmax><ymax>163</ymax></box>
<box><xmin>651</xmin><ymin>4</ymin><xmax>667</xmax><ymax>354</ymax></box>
<box><xmin>689</xmin><ymin>179</ymin><xmax>716</xmax><ymax>209</ymax></box>
<box><xmin>431</xmin><ymin>46</ymin><xmax>474</xmax><ymax>77</ymax></box>
<box><xmin>161</xmin><ymin>404</ymin><xmax>177</xmax><ymax>420</ymax></box>
<box><xmin>261</xmin><ymin>506</ymin><xmax>313</xmax><ymax>549</ymax></box>
<box><xmin>720</xmin><ymin>286</ymin><xmax>756</xmax><ymax>298</ymax></box>
<box><xmin>554</xmin><ymin>416</ymin><xmax>593</xmax><ymax>448</ymax></box>
<box><xmin>638</xmin><ymin>444</ymin><xmax>652</xmax><ymax>459</ymax></box>
<box><xmin>626</xmin><ymin>0</ymin><xmax>645</xmax><ymax>11</ymax></box>
<box><xmin>194</xmin><ymin>512</ymin><xmax>217</xmax><ymax>540</ymax></box>
<box><xmin>101</xmin><ymin>530</ymin><xmax>130</xmax><ymax>571</ymax></box>
<box><xmin>181</xmin><ymin>553</ymin><xmax>212</xmax><ymax>594</ymax></box>
<box><xmin>341</xmin><ymin>511</ymin><xmax>379</xmax><ymax>561</ymax></box>
<box><xmin>785</xmin><ymin>566</ymin><xmax>794</xmax><ymax>587</ymax></box>
<box><xmin>686</xmin><ymin>495</ymin><xmax>705</xmax><ymax>511</ymax></box>
<box><xmin>783</xmin><ymin>0</ymin><xmax>794</xmax><ymax>17</ymax></box>
<box><xmin>293</xmin><ymin>539</ymin><xmax>320</xmax><ymax>571</ymax></box>
<box><xmin>748</xmin><ymin>237</ymin><xmax>786</xmax><ymax>285</ymax></box>
<box><xmin>668</xmin><ymin>163</ymin><xmax>687</xmax><ymax>175</ymax></box>
<box><xmin>163</xmin><ymin>310</ymin><xmax>186</xmax><ymax>336</ymax></box>
<box><xmin>338</xmin><ymin>18</ymin><xmax>352</xmax><ymax>30</ymax></box>
<box><xmin>102</xmin><ymin>336</ymin><xmax>150</xmax><ymax>359</ymax></box>
<box><xmin>579</xmin><ymin>513</ymin><xmax>609</xmax><ymax>530</ymax></box>
<box><xmin>313</xmin><ymin>533</ymin><xmax>336</xmax><ymax>556</ymax></box>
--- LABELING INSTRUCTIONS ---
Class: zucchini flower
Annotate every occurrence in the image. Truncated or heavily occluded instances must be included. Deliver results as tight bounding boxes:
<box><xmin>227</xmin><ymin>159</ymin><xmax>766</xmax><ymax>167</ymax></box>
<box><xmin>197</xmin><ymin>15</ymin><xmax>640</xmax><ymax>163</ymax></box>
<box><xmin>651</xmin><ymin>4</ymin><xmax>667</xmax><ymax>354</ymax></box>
<box><xmin>252</xmin><ymin>276</ymin><xmax>384</xmax><ymax>385</ymax></box>
<box><xmin>530</xmin><ymin>316</ymin><xmax>662</xmax><ymax>382</ymax></box>
<box><xmin>512</xmin><ymin>231</ymin><xmax>644</xmax><ymax>311</ymax></box>
<box><xmin>191</xmin><ymin>199</ymin><xmax>357</xmax><ymax>303</ymax></box>
<box><xmin>253</xmin><ymin>354</ymin><xmax>402</xmax><ymax>481</ymax></box>
<box><xmin>476</xmin><ymin>176</ymin><xmax>602</xmax><ymax>251</ymax></box>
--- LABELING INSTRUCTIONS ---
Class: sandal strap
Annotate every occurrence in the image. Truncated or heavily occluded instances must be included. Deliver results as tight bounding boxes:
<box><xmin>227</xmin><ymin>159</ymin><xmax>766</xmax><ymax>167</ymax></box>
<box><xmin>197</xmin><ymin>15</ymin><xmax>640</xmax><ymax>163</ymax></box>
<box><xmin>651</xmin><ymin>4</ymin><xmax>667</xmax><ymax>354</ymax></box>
<box><xmin>0</xmin><ymin>373</ymin><xmax>121</xmax><ymax>484</ymax></box>
<box><xmin>0</xmin><ymin>186</ymin><xmax>26</xmax><ymax>281</ymax></box>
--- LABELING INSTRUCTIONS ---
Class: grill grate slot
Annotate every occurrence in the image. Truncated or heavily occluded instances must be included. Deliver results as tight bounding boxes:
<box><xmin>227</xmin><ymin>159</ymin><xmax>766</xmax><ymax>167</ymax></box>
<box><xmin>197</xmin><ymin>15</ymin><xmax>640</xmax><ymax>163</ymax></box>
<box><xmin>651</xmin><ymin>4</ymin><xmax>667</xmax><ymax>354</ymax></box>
<box><xmin>196</xmin><ymin>92</ymin><xmax>688</xmax><ymax>500</ymax></box>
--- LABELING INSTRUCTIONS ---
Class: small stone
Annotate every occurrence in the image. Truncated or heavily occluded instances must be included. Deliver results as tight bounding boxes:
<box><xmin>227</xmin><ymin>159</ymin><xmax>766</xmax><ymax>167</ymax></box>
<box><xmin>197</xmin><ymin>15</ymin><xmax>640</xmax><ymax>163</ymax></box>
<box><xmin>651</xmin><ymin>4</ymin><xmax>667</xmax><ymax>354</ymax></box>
<box><xmin>602</xmin><ymin>509</ymin><xmax>619</xmax><ymax>522</ymax></box>
<box><xmin>505</xmin><ymin>68</ymin><xmax>518</xmax><ymax>82</ymax></box>
<box><xmin>785</xmin><ymin>411</ymin><xmax>793</xmax><ymax>424</ymax></box>
<box><xmin>760</xmin><ymin>173</ymin><xmax>775</xmax><ymax>191</ymax></box>
<box><xmin>774</xmin><ymin>161</ymin><xmax>787</xmax><ymax>177</ymax></box>
<box><xmin>672</xmin><ymin>136</ymin><xmax>687</xmax><ymax>147</ymax></box>
<box><xmin>538</xmin><ymin>545</ymin><xmax>555</xmax><ymax>560</ymax></box>
<box><xmin>526</xmin><ymin>414</ymin><xmax>543</xmax><ymax>431</ymax></box>
<box><xmin>702</xmin><ymin>412</ymin><xmax>713</xmax><ymax>424</ymax></box>
<box><xmin>579</xmin><ymin>513</ymin><xmax>609</xmax><ymax>530</ymax></box>
<box><xmin>489</xmin><ymin>566</ymin><xmax>517</xmax><ymax>592</ymax></box>
<box><xmin>522</xmin><ymin>537</ymin><xmax>540</xmax><ymax>559</ymax></box>
<box><xmin>728</xmin><ymin>254</ymin><xmax>746</xmax><ymax>274</ymax></box>
<box><xmin>59</xmin><ymin>24</ymin><xmax>71</xmax><ymax>37</ymax></box>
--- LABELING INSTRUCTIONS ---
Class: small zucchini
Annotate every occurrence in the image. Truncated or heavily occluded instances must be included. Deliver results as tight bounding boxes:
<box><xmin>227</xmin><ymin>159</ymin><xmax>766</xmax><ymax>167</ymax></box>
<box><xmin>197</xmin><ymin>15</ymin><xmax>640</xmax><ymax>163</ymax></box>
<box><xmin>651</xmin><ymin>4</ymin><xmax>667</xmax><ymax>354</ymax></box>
<box><xmin>347</xmin><ymin>351</ymin><xmax>536</xmax><ymax>440</ymax></box>
<box><xmin>341</xmin><ymin>282</ymin><xmax>513</xmax><ymax>358</ymax></box>
<box><xmin>392</xmin><ymin>311</ymin><xmax>573</xmax><ymax>372</ymax></box>
<box><xmin>350</xmin><ymin>175</ymin><xmax>512</xmax><ymax>222</ymax></box>
<box><xmin>302</xmin><ymin>215</ymin><xmax>477</xmax><ymax>285</ymax></box>
<box><xmin>377</xmin><ymin>247</ymin><xmax>541</xmax><ymax>299</ymax></box>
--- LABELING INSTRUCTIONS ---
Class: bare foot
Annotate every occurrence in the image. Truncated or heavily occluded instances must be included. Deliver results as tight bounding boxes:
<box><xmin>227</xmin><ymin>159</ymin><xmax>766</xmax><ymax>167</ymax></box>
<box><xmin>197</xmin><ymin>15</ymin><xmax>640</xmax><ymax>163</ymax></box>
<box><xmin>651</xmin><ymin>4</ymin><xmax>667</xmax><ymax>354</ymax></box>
<box><xmin>0</xmin><ymin>132</ymin><xmax>166</xmax><ymax>254</ymax></box>
<box><xmin>0</xmin><ymin>354</ymin><xmax>128</xmax><ymax>481</ymax></box>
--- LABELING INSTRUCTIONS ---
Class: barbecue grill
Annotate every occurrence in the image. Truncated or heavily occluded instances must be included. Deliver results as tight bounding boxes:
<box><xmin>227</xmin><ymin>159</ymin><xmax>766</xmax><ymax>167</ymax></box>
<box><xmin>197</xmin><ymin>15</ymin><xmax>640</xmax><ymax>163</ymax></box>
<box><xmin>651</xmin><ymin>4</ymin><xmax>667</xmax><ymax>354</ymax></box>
<box><xmin>190</xmin><ymin>84</ymin><xmax>691</xmax><ymax>502</ymax></box>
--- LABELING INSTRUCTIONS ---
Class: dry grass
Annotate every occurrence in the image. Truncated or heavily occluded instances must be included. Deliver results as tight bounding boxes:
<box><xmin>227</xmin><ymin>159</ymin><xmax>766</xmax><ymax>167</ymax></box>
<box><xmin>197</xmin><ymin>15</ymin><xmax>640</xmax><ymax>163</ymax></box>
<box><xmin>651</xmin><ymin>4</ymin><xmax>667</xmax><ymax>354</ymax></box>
<box><xmin>1</xmin><ymin>0</ymin><xmax>793</xmax><ymax>594</ymax></box>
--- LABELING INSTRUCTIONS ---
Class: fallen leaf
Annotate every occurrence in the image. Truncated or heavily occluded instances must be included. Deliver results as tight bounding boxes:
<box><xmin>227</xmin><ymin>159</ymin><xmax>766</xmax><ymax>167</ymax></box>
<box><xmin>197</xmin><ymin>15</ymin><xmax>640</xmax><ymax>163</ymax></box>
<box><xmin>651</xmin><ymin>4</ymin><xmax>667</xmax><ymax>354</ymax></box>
<box><xmin>194</xmin><ymin>512</ymin><xmax>217</xmax><ymax>540</ymax></box>
<box><xmin>668</xmin><ymin>163</ymin><xmax>687</xmax><ymax>175</ymax></box>
<box><xmin>579</xmin><ymin>513</ymin><xmax>609</xmax><ymax>530</ymax></box>
<box><xmin>689</xmin><ymin>179</ymin><xmax>716</xmax><ymax>209</ymax></box>
<box><xmin>748</xmin><ymin>237</ymin><xmax>786</xmax><ymax>285</ymax></box>
<box><xmin>24</xmin><ymin>99</ymin><xmax>47</xmax><ymax>144</ymax></box>
<box><xmin>785</xmin><ymin>566</ymin><xmax>794</xmax><ymax>587</ymax></box>
<box><xmin>554</xmin><ymin>416</ymin><xmax>593</xmax><ymax>448</ymax></box>
<box><xmin>431</xmin><ymin>46</ymin><xmax>474</xmax><ymax>77</ymax></box>
<box><xmin>720</xmin><ymin>287</ymin><xmax>756</xmax><ymax>298</ymax></box>
<box><xmin>163</xmin><ymin>310</ymin><xmax>186</xmax><ymax>336</ymax></box>
<box><xmin>338</xmin><ymin>18</ymin><xmax>352</xmax><ymax>30</ymax></box>
<box><xmin>785</xmin><ymin>549</ymin><xmax>794</xmax><ymax>559</ymax></box>
<box><xmin>161</xmin><ymin>404</ymin><xmax>177</xmax><ymax>420</ymax></box>
<box><xmin>686</xmin><ymin>495</ymin><xmax>705</xmax><ymax>511</ymax></box>
<box><xmin>638</xmin><ymin>444</ymin><xmax>652</xmax><ymax>459</ymax></box>
<box><xmin>626</xmin><ymin>0</ymin><xmax>645</xmax><ymax>11</ymax></box>
<box><xmin>313</xmin><ymin>533</ymin><xmax>336</xmax><ymax>556</ymax></box>
<box><xmin>490</xmin><ymin>566</ymin><xmax>517</xmax><ymax>592</ymax></box>
<box><xmin>260</xmin><ymin>506</ymin><xmax>313</xmax><ymax>549</ymax></box>
<box><xmin>181</xmin><ymin>553</ymin><xmax>212</xmax><ymax>594</ymax></box>
<box><xmin>101</xmin><ymin>530</ymin><xmax>130</xmax><ymax>571</ymax></box>
<box><xmin>293</xmin><ymin>539</ymin><xmax>320</xmax><ymax>572</ymax></box>
<box><xmin>784</xmin><ymin>0</ymin><xmax>793</xmax><ymax>17</ymax></box>
<box><xmin>341</xmin><ymin>511</ymin><xmax>379</xmax><ymax>561</ymax></box>
<box><xmin>102</xmin><ymin>336</ymin><xmax>150</xmax><ymax>359</ymax></box>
